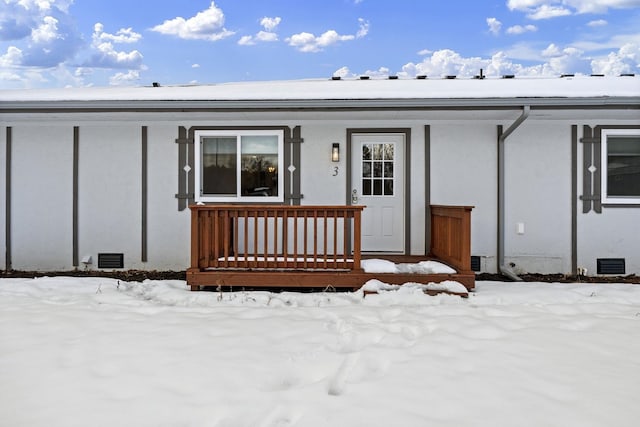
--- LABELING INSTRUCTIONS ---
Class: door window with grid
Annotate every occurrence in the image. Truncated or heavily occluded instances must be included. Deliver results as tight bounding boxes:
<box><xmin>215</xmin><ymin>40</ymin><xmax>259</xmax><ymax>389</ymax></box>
<box><xmin>361</xmin><ymin>143</ymin><xmax>395</xmax><ymax>196</ymax></box>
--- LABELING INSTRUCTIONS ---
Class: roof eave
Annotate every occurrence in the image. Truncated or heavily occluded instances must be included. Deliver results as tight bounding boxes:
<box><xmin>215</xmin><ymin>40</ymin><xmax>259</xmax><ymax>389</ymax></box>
<box><xmin>1</xmin><ymin>96</ymin><xmax>639</xmax><ymax>112</ymax></box>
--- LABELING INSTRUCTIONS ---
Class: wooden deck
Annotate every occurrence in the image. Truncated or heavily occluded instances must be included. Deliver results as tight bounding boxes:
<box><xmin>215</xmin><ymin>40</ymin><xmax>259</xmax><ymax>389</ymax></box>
<box><xmin>186</xmin><ymin>204</ymin><xmax>475</xmax><ymax>293</ymax></box>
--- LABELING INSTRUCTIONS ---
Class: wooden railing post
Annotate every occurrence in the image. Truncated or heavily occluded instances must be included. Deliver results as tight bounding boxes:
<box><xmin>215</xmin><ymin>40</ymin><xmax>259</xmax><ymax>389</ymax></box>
<box><xmin>430</xmin><ymin>205</ymin><xmax>473</xmax><ymax>272</ymax></box>
<box><xmin>190</xmin><ymin>208</ymin><xmax>200</xmax><ymax>269</ymax></box>
<box><xmin>352</xmin><ymin>208</ymin><xmax>362</xmax><ymax>271</ymax></box>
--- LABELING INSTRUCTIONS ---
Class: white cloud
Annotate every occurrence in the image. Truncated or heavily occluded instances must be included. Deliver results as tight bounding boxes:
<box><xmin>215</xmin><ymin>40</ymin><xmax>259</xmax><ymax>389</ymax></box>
<box><xmin>418</xmin><ymin>49</ymin><xmax>433</xmax><ymax>56</ymax></box>
<box><xmin>74</xmin><ymin>67</ymin><xmax>93</xmax><ymax>77</ymax></box>
<box><xmin>338</xmin><ymin>46</ymin><xmax>608</xmax><ymax>80</ymax></box>
<box><xmin>591</xmin><ymin>42</ymin><xmax>640</xmax><ymax>75</ymax></box>
<box><xmin>94</xmin><ymin>23</ymin><xmax>141</xmax><ymax>44</ymax></box>
<box><xmin>238</xmin><ymin>16</ymin><xmax>281</xmax><ymax>45</ymax></box>
<box><xmin>109</xmin><ymin>70</ymin><xmax>140</xmax><ymax>86</ymax></box>
<box><xmin>31</xmin><ymin>15</ymin><xmax>60</xmax><ymax>43</ymax></box>
<box><xmin>286</xmin><ymin>19</ymin><xmax>367</xmax><ymax>52</ymax></box>
<box><xmin>587</xmin><ymin>19</ymin><xmax>608</xmax><ymax>27</ymax></box>
<box><xmin>1</xmin><ymin>0</ymin><xmax>82</xmax><ymax>68</ymax></box>
<box><xmin>238</xmin><ymin>35</ymin><xmax>254</xmax><ymax>46</ymax></box>
<box><xmin>255</xmin><ymin>31</ymin><xmax>278</xmax><ymax>42</ymax></box>
<box><xmin>356</xmin><ymin>18</ymin><xmax>369</xmax><ymax>38</ymax></box>
<box><xmin>260</xmin><ymin>17</ymin><xmax>281</xmax><ymax>32</ymax></box>
<box><xmin>506</xmin><ymin>24</ymin><xmax>538</xmax><ymax>34</ymax></box>
<box><xmin>528</xmin><ymin>5</ymin><xmax>572</xmax><ymax>19</ymax></box>
<box><xmin>546</xmin><ymin>46</ymin><xmax>588</xmax><ymax>73</ymax></box>
<box><xmin>398</xmin><ymin>49</ymin><xmax>488</xmax><ymax>78</ymax></box>
<box><xmin>151</xmin><ymin>1</ymin><xmax>234</xmax><ymax>41</ymax></box>
<box><xmin>507</xmin><ymin>0</ymin><xmax>640</xmax><ymax>18</ymax></box>
<box><xmin>0</xmin><ymin>46</ymin><xmax>24</xmax><ymax>67</ymax></box>
<box><xmin>333</xmin><ymin>66</ymin><xmax>353</xmax><ymax>78</ymax></box>
<box><xmin>542</xmin><ymin>43</ymin><xmax>562</xmax><ymax>57</ymax></box>
<box><xmin>0</xmin><ymin>71</ymin><xmax>23</xmax><ymax>82</ymax></box>
<box><xmin>487</xmin><ymin>17</ymin><xmax>502</xmax><ymax>35</ymax></box>
<box><xmin>566</xmin><ymin>0</ymin><xmax>640</xmax><ymax>14</ymax></box>
<box><xmin>83</xmin><ymin>24</ymin><xmax>143</xmax><ymax>69</ymax></box>
<box><xmin>287</xmin><ymin>30</ymin><xmax>355</xmax><ymax>52</ymax></box>
<box><xmin>192</xmin><ymin>63</ymin><xmax>200</xmax><ymax>68</ymax></box>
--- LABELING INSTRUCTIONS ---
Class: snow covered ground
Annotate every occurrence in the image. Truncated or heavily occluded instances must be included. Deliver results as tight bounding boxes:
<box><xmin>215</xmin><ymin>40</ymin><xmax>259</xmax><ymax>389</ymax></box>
<box><xmin>1</xmin><ymin>277</ymin><xmax>639</xmax><ymax>427</ymax></box>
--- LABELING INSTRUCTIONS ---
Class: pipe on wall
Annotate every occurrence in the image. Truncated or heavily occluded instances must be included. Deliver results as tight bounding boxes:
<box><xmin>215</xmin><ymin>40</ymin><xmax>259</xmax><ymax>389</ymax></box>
<box><xmin>498</xmin><ymin>105</ymin><xmax>530</xmax><ymax>281</ymax></box>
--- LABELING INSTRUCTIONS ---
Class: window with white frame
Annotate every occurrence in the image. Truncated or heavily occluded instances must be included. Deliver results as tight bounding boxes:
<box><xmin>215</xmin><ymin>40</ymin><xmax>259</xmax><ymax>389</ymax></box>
<box><xmin>601</xmin><ymin>129</ymin><xmax>640</xmax><ymax>204</ymax></box>
<box><xmin>194</xmin><ymin>130</ymin><xmax>284</xmax><ymax>202</ymax></box>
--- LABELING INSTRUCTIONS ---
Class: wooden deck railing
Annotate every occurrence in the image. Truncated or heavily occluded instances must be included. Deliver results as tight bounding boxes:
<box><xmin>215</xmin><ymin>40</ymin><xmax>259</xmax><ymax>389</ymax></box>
<box><xmin>190</xmin><ymin>205</ymin><xmax>365</xmax><ymax>272</ymax></box>
<box><xmin>430</xmin><ymin>205</ymin><xmax>474</xmax><ymax>272</ymax></box>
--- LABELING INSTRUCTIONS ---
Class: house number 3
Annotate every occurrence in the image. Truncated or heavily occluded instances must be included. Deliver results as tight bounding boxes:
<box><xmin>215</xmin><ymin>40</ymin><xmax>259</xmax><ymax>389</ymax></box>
<box><xmin>332</xmin><ymin>166</ymin><xmax>339</xmax><ymax>176</ymax></box>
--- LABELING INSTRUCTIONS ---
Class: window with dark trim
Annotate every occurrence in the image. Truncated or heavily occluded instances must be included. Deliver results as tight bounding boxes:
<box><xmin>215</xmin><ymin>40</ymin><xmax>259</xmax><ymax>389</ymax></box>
<box><xmin>194</xmin><ymin>129</ymin><xmax>284</xmax><ymax>203</ymax></box>
<box><xmin>601</xmin><ymin>129</ymin><xmax>640</xmax><ymax>204</ymax></box>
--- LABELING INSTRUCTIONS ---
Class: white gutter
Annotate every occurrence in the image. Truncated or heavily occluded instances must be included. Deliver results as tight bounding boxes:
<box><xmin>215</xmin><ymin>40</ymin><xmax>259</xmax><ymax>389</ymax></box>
<box><xmin>498</xmin><ymin>105</ymin><xmax>530</xmax><ymax>281</ymax></box>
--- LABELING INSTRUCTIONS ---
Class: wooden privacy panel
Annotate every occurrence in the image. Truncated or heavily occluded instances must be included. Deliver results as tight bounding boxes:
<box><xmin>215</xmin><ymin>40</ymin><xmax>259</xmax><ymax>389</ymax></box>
<box><xmin>190</xmin><ymin>205</ymin><xmax>365</xmax><ymax>271</ymax></box>
<box><xmin>430</xmin><ymin>205</ymin><xmax>473</xmax><ymax>272</ymax></box>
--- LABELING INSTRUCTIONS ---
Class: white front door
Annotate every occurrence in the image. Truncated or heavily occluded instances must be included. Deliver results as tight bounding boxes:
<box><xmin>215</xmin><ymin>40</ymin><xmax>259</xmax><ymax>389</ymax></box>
<box><xmin>351</xmin><ymin>133</ymin><xmax>405</xmax><ymax>253</ymax></box>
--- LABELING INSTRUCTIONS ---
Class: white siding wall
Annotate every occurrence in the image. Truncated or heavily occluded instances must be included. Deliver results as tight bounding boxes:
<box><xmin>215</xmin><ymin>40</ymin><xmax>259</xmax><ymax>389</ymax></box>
<box><xmin>579</xmin><ymin>210</ymin><xmax>640</xmax><ymax>274</ymax></box>
<box><xmin>299</xmin><ymin>123</ymin><xmax>347</xmax><ymax>205</ymax></box>
<box><xmin>430</xmin><ymin>123</ymin><xmax>498</xmax><ymax>271</ymax></box>
<box><xmin>11</xmin><ymin>125</ymin><xmax>73</xmax><ymax>270</ymax></box>
<box><xmin>146</xmin><ymin>124</ymin><xmax>190</xmax><ymax>270</ymax></box>
<box><xmin>77</xmin><ymin>125</ymin><xmax>142</xmax><ymax>269</ymax></box>
<box><xmin>503</xmin><ymin>122</ymin><xmax>572</xmax><ymax>274</ymax></box>
<box><xmin>2</xmin><ymin>112</ymin><xmax>638</xmax><ymax>276</ymax></box>
<box><xmin>576</xmin><ymin>123</ymin><xmax>640</xmax><ymax>275</ymax></box>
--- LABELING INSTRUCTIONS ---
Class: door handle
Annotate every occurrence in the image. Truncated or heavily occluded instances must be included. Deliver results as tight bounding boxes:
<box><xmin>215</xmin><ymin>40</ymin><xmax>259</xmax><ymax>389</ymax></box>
<box><xmin>352</xmin><ymin>189</ymin><xmax>358</xmax><ymax>204</ymax></box>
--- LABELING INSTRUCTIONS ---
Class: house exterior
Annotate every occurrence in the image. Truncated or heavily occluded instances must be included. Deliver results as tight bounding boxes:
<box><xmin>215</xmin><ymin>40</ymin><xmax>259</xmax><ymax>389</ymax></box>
<box><xmin>1</xmin><ymin>75</ymin><xmax>639</xmax><ymax>277</ymax></box>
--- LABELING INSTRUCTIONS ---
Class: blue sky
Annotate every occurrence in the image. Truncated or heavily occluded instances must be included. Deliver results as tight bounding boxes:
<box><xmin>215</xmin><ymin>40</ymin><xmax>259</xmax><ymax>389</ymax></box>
<box><xmin>1</xmin><ymin>0</ymin><xmax>639</xmax><ymax>89</ymax></box>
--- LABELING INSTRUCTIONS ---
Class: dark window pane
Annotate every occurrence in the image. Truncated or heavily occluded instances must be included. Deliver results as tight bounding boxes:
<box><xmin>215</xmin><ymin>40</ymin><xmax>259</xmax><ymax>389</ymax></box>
<box><xmin>362</xmin><ymin>144</ymin><xmax>372</xmax><ymax>160</ymax></box>
<box><xmin>608</xmin><ymin>137</ymin><xmax>640</xmax><ymax>155</ymax></box>
<box><xmin>202</xmin><ymin>137</ymin><xmax>237</xmax><ymax>195</ymax></box>
<box><xmin>373</xmin><ymin>179</ymin><xmax>382</xmax><ymax>195</ymax></box>
<box><xmin>607</xmin><ymin>137</ymin><xmax>640</xmax><ymax>197</ymax></box>
<box><xmin>384</xmin><ymin>179</ymin><xmax>394</xmax><ymax>195</ymax></box>
<box><xmin>373</xmin><ymin>162</ymin><xmax>382</xmax><ymax>177</ymax></box>
<box><xmin>607</xmin><ymin>155</ymin><xmax>640</xmax><ymax>196</ymax></box>
<box><xmin>384</xmin><ymin>161</ymin><xmax>393</xmax><ymax>178</ymax></box>
<box><xmin>241</xmin><ymin>135</ymin><xmax>279</xmax><ymax>197</ymax></box>
<box><xmin>373</xmin><ymin>144</ymin><xmax>383</xmax><ymax>160</ymax></box>
<box><xmin>384</xmin><ymin>143</ymin><xmax>394</xmax><ymax>160</ymax></box>
<box><xmin>362</xmin><ymin>162</ymin><xmax>371</xmax><ymax>177</ymax></box>
<box><xmin>363</xmin><ymin>179</ymin><xmax>372</xmax><ymax>195</ymax></box>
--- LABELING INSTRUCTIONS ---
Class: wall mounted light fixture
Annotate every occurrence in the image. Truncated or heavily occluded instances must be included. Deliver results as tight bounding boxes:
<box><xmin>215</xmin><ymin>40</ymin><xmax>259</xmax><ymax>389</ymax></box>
<box><xmin>331</xmin><ymin>143</ymin><xmax>340</xmax><ymax>162</ymax></box>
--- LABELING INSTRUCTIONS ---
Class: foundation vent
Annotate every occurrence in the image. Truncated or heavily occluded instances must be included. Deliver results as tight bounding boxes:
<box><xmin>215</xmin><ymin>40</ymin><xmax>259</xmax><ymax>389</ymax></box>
<box><xmin>596</xmin><ymin>258</ymin><xmax>625</xmax><ymax>275</ymax></box>
<box><xmin>98</xmin><ymin>253</ymin><xmax>124</xmax><ymax>269</ymax></box>
<box><xmin>470</xmin><ymin>256</ymin><xmax>481</xmax><ymax>272</ymax></box>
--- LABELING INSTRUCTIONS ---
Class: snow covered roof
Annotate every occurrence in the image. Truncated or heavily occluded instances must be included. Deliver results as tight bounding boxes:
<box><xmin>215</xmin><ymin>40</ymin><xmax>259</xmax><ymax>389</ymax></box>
<box><xmin>1</xmin><ymin>76</ymin><xmax>639</xmax><ymax>110</ymax></box>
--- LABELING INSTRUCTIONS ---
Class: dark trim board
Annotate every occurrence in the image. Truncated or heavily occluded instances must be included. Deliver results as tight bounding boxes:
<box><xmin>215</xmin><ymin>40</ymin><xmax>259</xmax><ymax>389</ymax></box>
<box><xmin>571</xmin><ymin>125</ymin><xmax>577</xmax><ymax>275</ymax></box>
<box><xmin>72</xmin><ymin>127</ymin><xmax>79</xmax><ymax>268</ymax></box>
<box><xmin>141</xmin><ymin>126</ymin><xmax>148</xmax><ymax>263</ymax></box>
<box><xmin>424</xmin><ymin>125</ymin><xmax>431</xmax><ymax>255</ymax></box>
<box><xmin>5</xmin><ymin>127</ymin><xmax>11</xmax><ymax>271</ymax></box>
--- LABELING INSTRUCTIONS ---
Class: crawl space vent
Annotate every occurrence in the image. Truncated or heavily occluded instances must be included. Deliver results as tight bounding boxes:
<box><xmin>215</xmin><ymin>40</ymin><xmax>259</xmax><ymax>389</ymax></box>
<box><xmin>98</xmin><ymin>253</ymin><xmax>124</xmax><ymax>269</ymax></box>
<box><xmin>596</xmin><ymin>258</ymin><xmax>625</xmax><ymax>275</ymax></box>
<box><xmin>470</xmin><ymin>256</ymin><xmax>481</xmax><ymax>272</ymax></box>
